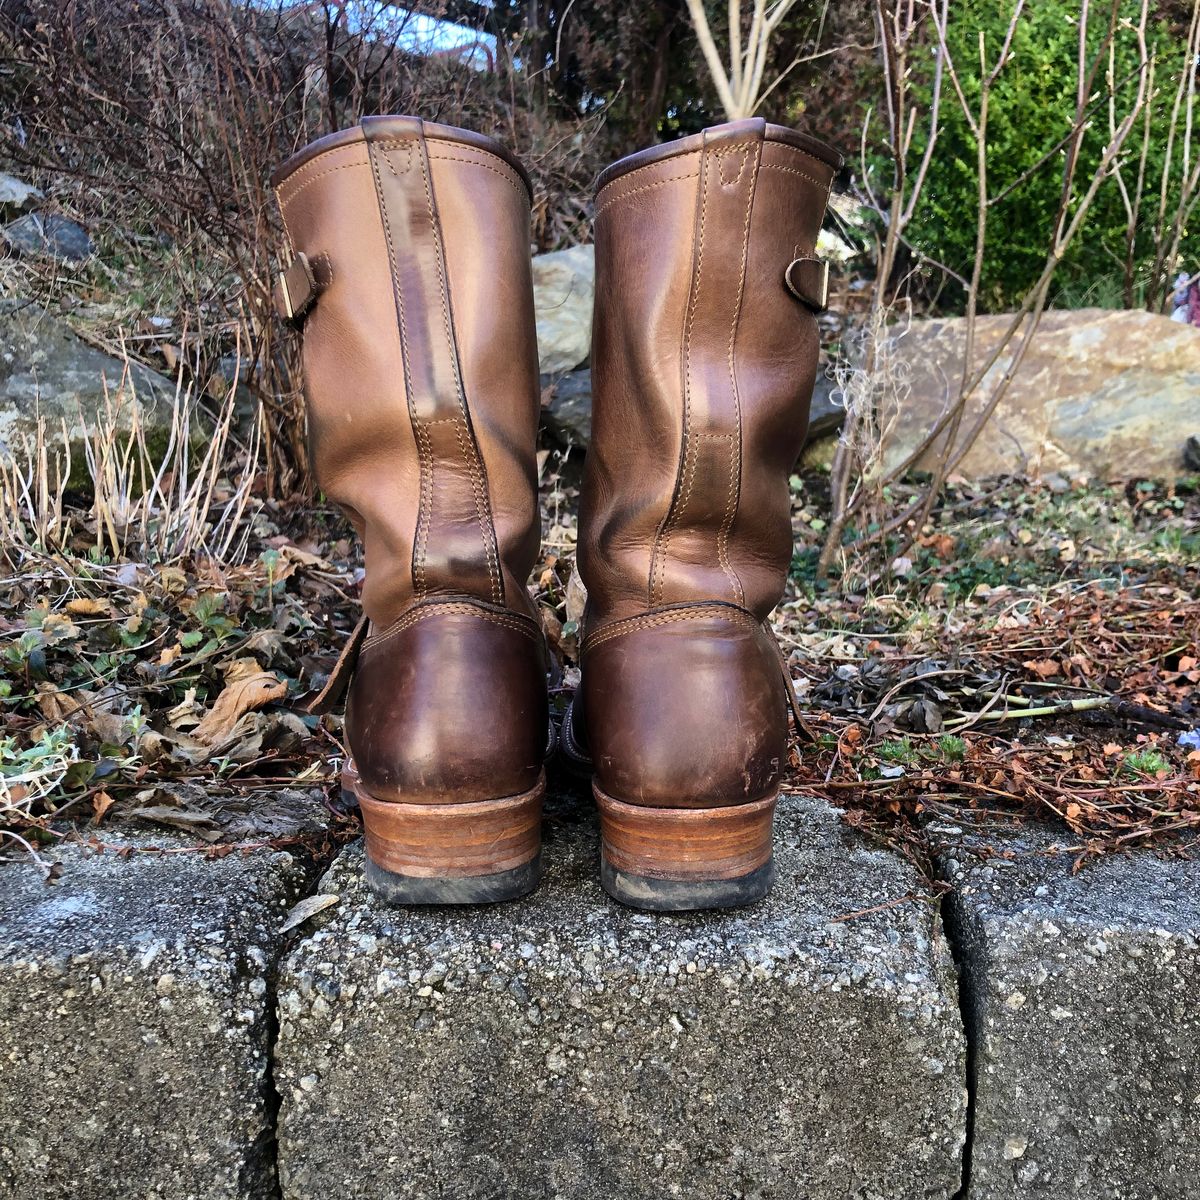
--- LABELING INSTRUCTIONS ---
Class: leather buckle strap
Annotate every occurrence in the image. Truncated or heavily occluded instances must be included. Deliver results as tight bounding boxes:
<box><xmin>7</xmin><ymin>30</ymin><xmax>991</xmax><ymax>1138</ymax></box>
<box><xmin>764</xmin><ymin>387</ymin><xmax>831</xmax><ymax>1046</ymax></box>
<box><xmin>785</xmin><ymin>257</ymin><xmax>830</xmax><ymax>313</ymax></box>
<box><xmin>274</xmin><ymin>251</ymin><xmax>330</xmax><ymax>324</ymax></box>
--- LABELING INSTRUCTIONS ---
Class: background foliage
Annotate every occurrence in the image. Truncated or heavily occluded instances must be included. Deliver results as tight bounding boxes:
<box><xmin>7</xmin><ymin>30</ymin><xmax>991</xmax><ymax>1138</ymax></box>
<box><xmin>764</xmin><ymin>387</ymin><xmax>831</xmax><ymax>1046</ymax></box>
<box><xmin>897</xmin><ymin>0</ymin><xmax>1198</xmax><ymax>310</ymax></box>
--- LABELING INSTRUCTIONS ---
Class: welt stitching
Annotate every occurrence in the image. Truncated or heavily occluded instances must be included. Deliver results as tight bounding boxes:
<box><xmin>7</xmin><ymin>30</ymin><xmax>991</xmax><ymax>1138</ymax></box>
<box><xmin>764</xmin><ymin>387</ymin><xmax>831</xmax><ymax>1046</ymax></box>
<box><xmin>426</xmin><ymin>150</ymin><xmax>527</xmax><ymax>201</ymax></box>
<box><xmin>771</xmin><ymin>138</ymin><xmax>836</xmax><ymax>174</ymax></box>
<box><xmin>413</xmin><ymin>419</ymin><xmax>435</xmax><ymax>597</ymax></box>
<box><xmin>716</xmin><ymin>144</ymin><xmax>748</xmax><ymax>188</ymax></box>
<box><xmin>653</xmin><ymin>152</ymin><xmax>709</xmax><ymax>606</ymax></box>
<box><xmin>719</xmin><ymin>143</ymin><xmax>757</xmax><ymax>608</ymax></box>
<box><xmin>759</xmin><ymin>161</ymin><xmax>828</xmax><ymax>190</ymax></box>
<box><xmin>416</xmin><ymin>136</ymin><xmax>503</xmax><ymax>606</ymax></box>
<box><xmin>452</xmin><ymin>417</ymin><xmax>503</xmax><ymax>604</ymax></box>
<box><xmin>273</xmin><ymin>186</ymin><xmax>297</xmax><ymax>255</ymax></box>
<box><xmin>595</xmin><ymin>170</ymin><xmax>699</xmax><ymax>219</ymax></box>
<box><xmin>370</xmin><ymin>140</ymin><xmax>428</xmax><ymax>600</ymax></box>
<box><xmin>583</xmin><ymin>606</ymin><xmax>756</xmax><ymax>652</ymax></box>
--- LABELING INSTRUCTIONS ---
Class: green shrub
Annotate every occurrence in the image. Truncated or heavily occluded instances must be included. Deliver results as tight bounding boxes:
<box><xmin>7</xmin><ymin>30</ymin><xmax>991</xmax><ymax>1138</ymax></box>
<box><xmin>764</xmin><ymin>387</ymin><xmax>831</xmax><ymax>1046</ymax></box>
<box><xmin>898</xmin><ymin>1</ymin><xmax>1197</xmax><ymax>312</ymax></box>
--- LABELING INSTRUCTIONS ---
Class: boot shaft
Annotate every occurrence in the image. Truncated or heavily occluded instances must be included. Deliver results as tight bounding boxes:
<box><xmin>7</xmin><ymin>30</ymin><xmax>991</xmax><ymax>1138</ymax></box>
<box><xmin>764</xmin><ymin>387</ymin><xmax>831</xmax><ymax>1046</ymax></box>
<box><xmin>579</xmin><ymin>119</ymin><xmax>839</xmax><ymax>627</ymax></box>
<box><xmin>273</xmin><ymin>117</ymin><xmax>542</xmax><ymax>628</ymax></box>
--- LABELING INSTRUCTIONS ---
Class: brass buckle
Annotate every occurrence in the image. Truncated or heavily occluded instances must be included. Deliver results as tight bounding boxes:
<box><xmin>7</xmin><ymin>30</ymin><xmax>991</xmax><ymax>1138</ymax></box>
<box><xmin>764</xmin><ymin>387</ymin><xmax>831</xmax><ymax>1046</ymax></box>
<box><xmin>276</xmin><ymin>252</ymin><xmax>316</xmax><ymax>323</ymax></box>
<box><xmin>815</xmin><ymin>259</ymin><xmax>830</xmax><ymax>311</ymax></box>
<box><xmin>784</xmin><ymin>257</ymin><xmax>831</xmax><ymax>312</ymax></box>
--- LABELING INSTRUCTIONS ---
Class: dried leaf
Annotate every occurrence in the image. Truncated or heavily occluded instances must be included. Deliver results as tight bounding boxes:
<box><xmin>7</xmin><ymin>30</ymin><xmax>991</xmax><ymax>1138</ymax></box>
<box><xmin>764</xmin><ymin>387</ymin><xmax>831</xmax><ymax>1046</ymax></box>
<box><xmin>280</xmin><ymin>892</ymin><xmax>340</xmax><ymax>933</ymax></box>
<box><xmin>65</xmin><ymin>598</ymin><xmax>110</xmax><ymax>616</ymax></box>
<box><xmin>193</xmin><ymin>668</ymin><xmax>287</xmax><ymax>745</ymax></box>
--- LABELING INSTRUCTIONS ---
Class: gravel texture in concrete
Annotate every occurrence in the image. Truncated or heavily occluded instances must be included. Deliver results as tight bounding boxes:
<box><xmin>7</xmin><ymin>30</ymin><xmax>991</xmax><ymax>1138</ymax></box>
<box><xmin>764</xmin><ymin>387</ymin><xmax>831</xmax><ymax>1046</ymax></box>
<box><xmin>276</xmin><ymin>790</ymin><xmax>967</xmax><ymax>1200</ymax></box>
<box><xmin>0</xmin><ymin>834</ymin><xmax>308</xmax><ymax>1199</ymax></box>
<box><xmin>942</xmin><ymin>828</ymin><xmax>1200</xmax><ymax>1199</ymax></box>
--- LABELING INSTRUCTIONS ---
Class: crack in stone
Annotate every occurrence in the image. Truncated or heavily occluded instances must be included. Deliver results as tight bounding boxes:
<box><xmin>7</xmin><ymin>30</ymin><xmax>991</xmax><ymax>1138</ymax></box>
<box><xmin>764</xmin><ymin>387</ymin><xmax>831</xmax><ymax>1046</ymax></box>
<box><xmin>939</xmin><ymin>877</ymin><xmax>981</xmax><ymax>1200</ymax></box>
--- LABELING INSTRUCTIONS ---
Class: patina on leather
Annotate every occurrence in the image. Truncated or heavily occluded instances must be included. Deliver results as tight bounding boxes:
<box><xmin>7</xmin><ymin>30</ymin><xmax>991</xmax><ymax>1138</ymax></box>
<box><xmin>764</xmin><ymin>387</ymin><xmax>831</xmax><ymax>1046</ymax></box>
<box><xmin>576</xmin><ymin>118</ymin><xmax>839</xmax><ymax>901</ymax></box>
<box><xmin>273</xmin><ymin>117</ymin><xmax>547</xmax><ymax>899</ymax></box>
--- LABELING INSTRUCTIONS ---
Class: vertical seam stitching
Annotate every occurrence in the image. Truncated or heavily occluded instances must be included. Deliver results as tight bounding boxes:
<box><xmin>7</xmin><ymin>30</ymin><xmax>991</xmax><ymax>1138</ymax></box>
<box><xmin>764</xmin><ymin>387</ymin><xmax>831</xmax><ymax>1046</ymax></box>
<box><xmin>652</xmin><ymin>142</ymin><xmax>709</xmax><ymax>606</ymax></box>
<box><xmin>718</xmin><ymin>141</ymin><xmax>755</xmax><ymax>607</ymax></box>
<box><xmin>372</xmin><ymin>139</ymin><xmax>430</xmax><ymax>600</ymax></box>
<box><xmin>415</xmin><ymin>138</ymin><xmax>503</xmax><ymax>606</ymax></box>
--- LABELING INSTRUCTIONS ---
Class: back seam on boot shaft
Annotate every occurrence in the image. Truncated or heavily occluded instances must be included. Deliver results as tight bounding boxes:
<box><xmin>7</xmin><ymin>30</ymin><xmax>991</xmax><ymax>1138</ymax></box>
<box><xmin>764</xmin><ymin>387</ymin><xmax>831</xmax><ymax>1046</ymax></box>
<box><xmin>272</xmin><ymin>116</ymin><xmax>543</xmax><ymax>628</ymax></box>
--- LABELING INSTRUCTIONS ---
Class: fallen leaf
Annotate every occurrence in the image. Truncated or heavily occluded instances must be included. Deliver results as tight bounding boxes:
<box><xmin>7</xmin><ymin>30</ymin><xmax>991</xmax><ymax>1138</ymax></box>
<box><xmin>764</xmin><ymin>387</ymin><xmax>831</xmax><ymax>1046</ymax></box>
<box><xmin>1023</xmin><ymin>658</ymin><xmax>1061</xmax><ymax>679</ymax></box>
<box><xmin>280</xmin><ymin>892</ymin><xmax>340</xmax><ymax>933</ymax></box>
<box><xmin>91</xmin><ymin>790</ymin><xmax>116</xmax><ymax>823</ymax></box>
<box><xmin>65</xmin><ymin>598</ymin><xmax>110</xmax><ymax>616</ymax></box>
<box><xmin>193</xmin><ymin>661</ymin><xmax>287</xmax><ymax>745</ymax></box>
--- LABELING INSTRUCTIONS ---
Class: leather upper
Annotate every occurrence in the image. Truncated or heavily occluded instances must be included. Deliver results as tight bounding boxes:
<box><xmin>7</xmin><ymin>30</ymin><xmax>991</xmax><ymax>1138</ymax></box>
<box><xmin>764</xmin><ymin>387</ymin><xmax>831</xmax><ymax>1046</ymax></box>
<box><xmin>577</xmin><ymin>119</ymin><xmax>838</xmax><ymax>808</ymax></box>
<box><xmin>346</xmin><ymin>600</ymin><xmax>547</xmax><ymax>804</ymax></box>
<box><xmin>274</xmin><ymin>116</ymin><xmax>542</xmax><ymax>631</ymax></box>
<box><xmin>274</xmin><ymin>118</ymin><xmax>547</xmax><ymax>801</ymax></box>
<box><xmin>579</xmin><ymin>118</ymin><xmax>837</xmax><ymax>628</ymax></box>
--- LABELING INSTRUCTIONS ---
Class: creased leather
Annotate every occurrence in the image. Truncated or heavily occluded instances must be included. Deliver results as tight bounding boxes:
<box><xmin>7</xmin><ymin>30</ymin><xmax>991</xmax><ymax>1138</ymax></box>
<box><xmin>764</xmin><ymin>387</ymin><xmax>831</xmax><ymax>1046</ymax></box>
<box><xmin>273</xmin><ymin>118</ymin><xmax>546</xmax><ymax>803</ymax></box>
<box><xmin>578</xmin><ymin>120</ymin><xmax>838</xmax><ymax>809</ymax></box>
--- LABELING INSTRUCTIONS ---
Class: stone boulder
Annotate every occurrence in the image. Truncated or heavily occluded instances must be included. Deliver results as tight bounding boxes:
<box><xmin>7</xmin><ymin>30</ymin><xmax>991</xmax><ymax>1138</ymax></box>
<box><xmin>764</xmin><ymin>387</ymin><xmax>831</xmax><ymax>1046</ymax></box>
<box><xmin>532</xmin><ymin>244</ymin><xmax>594</xmax><ymax>375</ymax></box>
<box><xmin>2</xmin><ymin>213</ymin><xmax>93</xmax><ymax>263</ymax></box>
<box><xmin>883</xmin><ymin>309</ymin><xmax>1200</xmax><ymax>480</ymax></box>
<box><xmin>0</xmin><ymin>301</ymin><xmax>178</xmax><ymax>462</ymax></box>
<box><xmin>540</xmin><ymin>367</ymin><xmax>592</xmax><ymax>446</ymax></box>
<box><xmin>538</xmin><ymin>362</ymin><xmax>845</xmax><ymax>452</ymax></box>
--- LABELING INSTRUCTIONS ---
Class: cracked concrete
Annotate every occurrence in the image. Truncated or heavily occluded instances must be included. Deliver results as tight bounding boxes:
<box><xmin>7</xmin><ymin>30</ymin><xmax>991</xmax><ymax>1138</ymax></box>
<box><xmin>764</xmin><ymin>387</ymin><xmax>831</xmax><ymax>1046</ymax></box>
<box><xmin>3</xmin><ymin>801</ymin><xmax>1197</xmax><ymax>1199</ymax></box>
<box><xmin>273</xmin><ymin>791</ymin><xmax>968</xmax><ymax>1200</ymax></box>
<box><xmin>0</xmin><ymin>832</ymin><xmax>309</xmax><ymax>1200</ymax></box>
<box><xmin>939</xmin><ymin>827</ymin><xmax>1200</xmax><ymax>1200</ymax></box>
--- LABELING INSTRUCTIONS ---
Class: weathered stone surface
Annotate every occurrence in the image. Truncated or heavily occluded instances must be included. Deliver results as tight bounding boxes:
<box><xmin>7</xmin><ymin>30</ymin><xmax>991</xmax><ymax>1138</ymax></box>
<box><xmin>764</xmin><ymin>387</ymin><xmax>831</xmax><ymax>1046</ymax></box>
<box><xmin>0</xmin><ymin>301</ymin><xmax>177</xmax><ymax>461</ymax></box>
<box><xmin>807</xmin><ymin>367</ymin><xmax>846</xmax><ymax>442</ymax></box>
<box><xmin>275</xmin><ymin>791</ymin><xmax>967</xmax><ymax>1200</ymax></box>
<box><xmin>942</xmin><ymin>830</ymin><xmax>1200</xmax><ymax>1199</ymax></box>
<box><xmin>532</xmin><ymin>244</ymin><xmax>594</xmax><ymax>375</ymax></box>
<box><xmin>0</xmin><ymin>834</ymin><xmax>308</xmax><ymax>1199</ymax></box>
<box><xmin>0</xmin><ymin>173</ymin><xmax>43</xmax><ymax>211</ymax></box>
<box><xmin>540</xmin><ymin>367</ymin><xmax>592</xmax><ymax>446</ymax></box>
<box><xmin>2</xmin><ymin>213</ymin><xmax>93</xmax><ymax>262</ymax></box>
<box><xmin>884</xmin><ymin>309</ymin><xmax>1200</xmax><ymax>480</ymax></box>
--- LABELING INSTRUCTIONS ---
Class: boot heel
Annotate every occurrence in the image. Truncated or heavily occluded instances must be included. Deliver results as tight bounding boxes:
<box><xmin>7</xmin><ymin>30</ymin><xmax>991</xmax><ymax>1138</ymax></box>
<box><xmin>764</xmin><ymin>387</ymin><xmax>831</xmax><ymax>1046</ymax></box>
<box><xmin>350</xmin><ymin>772</ymin><xmax>545</xmax><ymax>905</ymax></box>
<box><xmin>595</xmin><ymin>785</ymin><xmax>776</xmax><ymax>912</ymax></box>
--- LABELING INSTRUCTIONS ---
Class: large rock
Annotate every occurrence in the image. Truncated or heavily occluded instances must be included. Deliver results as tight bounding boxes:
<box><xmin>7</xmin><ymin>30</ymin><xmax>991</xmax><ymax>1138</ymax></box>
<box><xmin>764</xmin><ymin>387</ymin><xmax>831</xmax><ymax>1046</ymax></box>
<box><xmin>275</xmin><ymin>791</ymin><xmax>967</xmax><ymax>1200</ymax></box>
<box><xmin>941</xmin><ymin>829</ymin><xmax>1200</xmax><ymax>1199</ymax></box>
<box><xmin>532</xmin><ymin>244</ymin><xmax>594</xmax><ymax>375</ymax></box>
<box><xmin>0</xmin><ymin>301</ymin><xmax>177</xmax><ymax>462</ymax></box>
<box><xmin>884</xmin><ymin>309</ymin><xmax>1200</xmax><ymax>480</ymax></box>
<box><xmin>807</xmin><ymin>366</ymin><xmax>846</xmax><ymax>441</ymax></box>
<box><xmin>539</xmin><ymin>367</ymin><xmax>592</xmax><ymax>446</ymax></box>
<box><xmin>0</xmin><ymin>834</ymin><xmax>308</xmax><ymax>1199</ymax></box>
<box><xmin>2</xmin><ymin>213</ymin><xmax>93</xmax><ymax>263</ymax></box>
<box><xmin>540</xmin><ymin>362</ymin><xmax>844</xmax><ymax>452</ymax></box>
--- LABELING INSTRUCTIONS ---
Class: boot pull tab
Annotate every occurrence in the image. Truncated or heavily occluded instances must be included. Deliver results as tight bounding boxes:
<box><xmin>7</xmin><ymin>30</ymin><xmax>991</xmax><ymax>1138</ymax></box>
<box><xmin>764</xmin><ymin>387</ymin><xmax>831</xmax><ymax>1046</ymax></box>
<box><xmin>274</xmin><ymin>251</ymin><xmax>332</xmax><ymax>326</ymax></box>
<box><xmin>304</xmin><ymin>614</ymin><xmax>369</xmax><ymax>715</ymax></box>
<box><xmin>785</xmin><ymin>257</ymin><xmax>830</xmax><ymax>313</ymax></box>
<box><xmin>765</xmin><ymin>623</ymin><xmax>818</xmax><ymax>744</ymax></box>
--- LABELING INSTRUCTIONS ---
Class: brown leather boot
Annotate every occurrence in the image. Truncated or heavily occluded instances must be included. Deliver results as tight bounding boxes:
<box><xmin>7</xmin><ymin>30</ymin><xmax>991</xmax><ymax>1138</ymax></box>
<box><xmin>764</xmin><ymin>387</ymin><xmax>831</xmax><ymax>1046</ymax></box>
<box><xmin>565</xmin><ymin>118</ymin><xmax>840</xmax><ymax>911</ymax></box>
<box><xmin>273</xmin><ymin>117</ymin><xmax>548</xmax><ymax>904</ymax></box>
